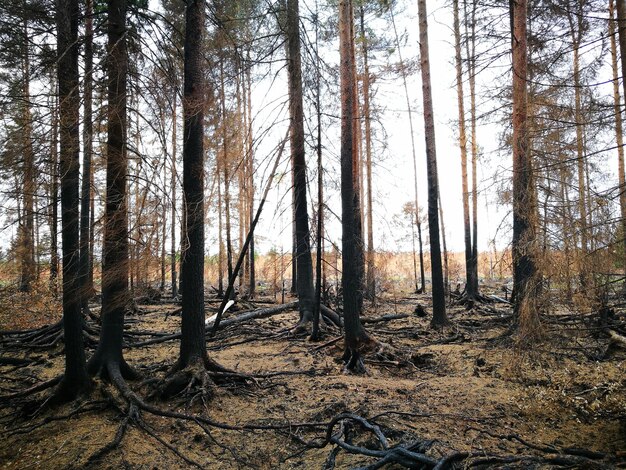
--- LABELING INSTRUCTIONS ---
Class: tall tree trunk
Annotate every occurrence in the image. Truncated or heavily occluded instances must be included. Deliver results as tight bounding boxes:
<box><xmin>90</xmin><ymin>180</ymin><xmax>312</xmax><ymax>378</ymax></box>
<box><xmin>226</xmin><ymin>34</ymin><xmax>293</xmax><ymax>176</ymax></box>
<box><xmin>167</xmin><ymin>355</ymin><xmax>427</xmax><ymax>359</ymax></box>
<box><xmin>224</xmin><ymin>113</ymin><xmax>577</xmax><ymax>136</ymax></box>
<box><xmin>340</xmin><ymin>0</ymin><xmax>371</xmax><ymax>372</ymax></box>
<box><xmin>418</xmin><ymin>0</ymin><xmax>448</xmax><ymax>326</ymax></box>
<box><xmin>216</xmin><ymin>132</ymin><xmax>224</xmax><ymax>297</ymax></box>
<box><xmin>617</xmin><ymin>0</ymin><xmax>626</xmax><ymax>115</ymax></box>
<box><xmin>160</xmin><ymin>109</ymin><xmax>167</xmax><ymax>292</ymax></box>
<box><xmin>19</xmin><ymin>6</ymin><xmax>35</xmax><ymax>293</ymax></box>
<box><xmin>453</xmin><ymin>0</ymin><xmax>475</xmax><ymax>301</ymax></box>
<box><xmin>390</xmin><ymin>4</ymin><xmax>425</xmax><ymax>293</ymax></box>
<box><xmin>287</xmin><ymin>0</ymin><xmax>315</xmax><ymax>330</ymax></box>
<box><xmin>88</xmin><ymin>0</ymin><xmax>137</xmax><ymax>381</ymax></box>
<box><xmin>80</xmin><ymin>0</ymin><xmax>94</xmax><ymax>308</ymax></box>
<box><xmin>359</xmin><ymin>6</ymin><xmax>376</xmax><ymax>301</ymax></box>
<box><xmin>511</xmin><ymin>0</ymin><xmax>540</xmax><ymax>339</ymax></box>
<box><xmin>567</xmin><ymin>4</ymin><xmax>589</xmax><ymax>290</ymax></box>
<box><xmin>49</xmin><ymin>79</ymin><xmax>59</xmax><ymax>293</ymax></box>
<box><xmin>178</xmin><ymin>0</ymin><xmax>207</xmax><ymax>367</ymax></box>
<box><xmin>219</xmin><ymin>60</ymin><xmax>234</xmax><ymax>292</ymax></box>
<box><xmin>468</xmin><ymin>0</ymin><xmax>479</xmax><ymax>295</ymax></box>
<box><xmin>246</xmin><ymin>64</ymin><xmax>255</xmax><ymax>299</ymax></box>
<box><xmin>54</xmin><ymin>0</ymin><xmax>90</xmax><ymax>400</ymax></box>
<box><xmin>610</xmin><ymin>0</ymin><xmax>626</xmax><ymax>273</ymax></box>
<box><xmin>312</xmin><ymin>0</ymin><xmax>323</xmax><ymax>341</ymax></box>
<box><xmin>171</xmin><ymin>90</ymin><xmax>178</xmax><ymax>298</ymax></box>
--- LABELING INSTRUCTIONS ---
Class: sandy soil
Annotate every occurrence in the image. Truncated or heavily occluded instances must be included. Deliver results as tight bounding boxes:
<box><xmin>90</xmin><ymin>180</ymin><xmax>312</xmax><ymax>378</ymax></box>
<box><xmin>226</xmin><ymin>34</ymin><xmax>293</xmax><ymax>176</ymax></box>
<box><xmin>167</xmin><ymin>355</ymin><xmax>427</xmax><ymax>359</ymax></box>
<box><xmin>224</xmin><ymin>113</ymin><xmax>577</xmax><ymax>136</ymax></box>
<box><xmin>0</xmin><ymin>289</ymin><xmax>624</xmax><ymax>469</ymax></box>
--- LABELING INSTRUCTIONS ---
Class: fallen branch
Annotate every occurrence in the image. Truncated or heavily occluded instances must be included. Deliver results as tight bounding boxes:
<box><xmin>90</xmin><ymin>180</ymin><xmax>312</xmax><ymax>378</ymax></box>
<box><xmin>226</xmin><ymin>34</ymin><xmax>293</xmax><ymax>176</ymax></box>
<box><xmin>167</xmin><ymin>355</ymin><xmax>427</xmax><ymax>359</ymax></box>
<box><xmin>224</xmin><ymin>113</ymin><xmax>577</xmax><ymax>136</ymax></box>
<box><xmin>361</xmin><ymin>314</ymin><xmax>408</xmax><ymax>325</ymax></box>
<box><xmin>129</xmin><ymin>302</ymin><xmax>298</xmax><ymax>348</ymax></box>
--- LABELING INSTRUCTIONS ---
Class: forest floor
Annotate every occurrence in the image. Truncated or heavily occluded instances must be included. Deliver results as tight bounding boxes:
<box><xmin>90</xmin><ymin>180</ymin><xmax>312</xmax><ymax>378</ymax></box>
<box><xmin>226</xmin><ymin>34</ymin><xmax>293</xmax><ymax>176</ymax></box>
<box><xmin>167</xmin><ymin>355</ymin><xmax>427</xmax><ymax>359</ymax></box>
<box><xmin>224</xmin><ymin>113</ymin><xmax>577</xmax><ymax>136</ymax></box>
<box><xmin>0</xmin><ymin>285</ymin><xmax>625</xmax><ymax>469</ymax></box>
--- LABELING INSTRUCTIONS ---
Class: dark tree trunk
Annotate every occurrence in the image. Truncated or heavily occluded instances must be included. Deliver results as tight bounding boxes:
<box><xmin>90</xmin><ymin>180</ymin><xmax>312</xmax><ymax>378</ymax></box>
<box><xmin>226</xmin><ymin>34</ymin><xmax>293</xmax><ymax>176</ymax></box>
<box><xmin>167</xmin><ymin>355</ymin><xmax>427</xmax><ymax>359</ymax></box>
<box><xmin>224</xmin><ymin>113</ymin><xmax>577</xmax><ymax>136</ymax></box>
<box><xmin>218</xmin><ymin>59</ymin><xmax>234</xmax><ymax>295</ymax></box>
<box><xmin>177</xmin><ymin>0</ymin><xmax>207</xmax><ymax>367</ymax></box>
<box><xmin>87</xmin><ymin>0</ymin><xmax>136</xmax><ymax>381</ymax></box>
<box><xmin>171</xmin><ymin>90</ymin><xmax>178</xmax><ymax>299</ymax></box>
<box><xmin>453</xmin><ymin>0</ymin><xmax>476</xmax><ymax>301</ymax></box>
<box><xmin>466</xmin><ymin>0</ymin><xmax>479</xmax><ymax>295</ymax></box>
<box><xmin>54</xmin><ymin>0</ymin><xmax>90</xmax><ymax>400</ymax></box>
<box><xmin>287</xmin><ymin>0</ymin><xmax>315</xmax><ymax>330</ymax></box>
<box><xmin>79</xmin><ymin>0</ymin><xmax>94</xmax><ymax>309</ymax></box>
<box><xmin>311</xmin><ymin>2</ymin><xmax>323</xmax><ymax>341</ymax></box>
<box><xmin>358</xmin><ymin>6</ymin><xmax>375</xmax><ymax>302</ymax></box>
<box><xmin>19</xmin><ymin>7</ymin><xmax>35</xmax><ymax>293</ymax></box>
<box><xmin>610</xmin><ymin>0</ymin><xmax>626</xmax><ymax>272</ymax></box>
<box><xmin>418</xmin><ymin>0</ymin><xmax>448</xmax><ymax>326</ymax></box>
<box><xmin>340</xmin><ymin>0</ymin><xmax>370</xmax><ymax>372</ymax></box>
<box><xmin>511</xmin><ymin>0</ymin><xmax>540</xmax><ymax>337</ymax></box>
<box><xmin>216</xmin><ymin>133</ymin><xmax>224</xmax><ymax>298</ymax></box>
<box><xmin>246</xmin><ymin>66</ymin><xmax>255</xmax><ymax>299</ymax></box>
<box><xmin>49</xmin><ymin>81</ymin><xmax>59</xmax><ymax>293</ymax></box>
<box><xmin>617</xmin><ymin>0</ymin><xmax>626</xmax><ymax>120</ymax></box>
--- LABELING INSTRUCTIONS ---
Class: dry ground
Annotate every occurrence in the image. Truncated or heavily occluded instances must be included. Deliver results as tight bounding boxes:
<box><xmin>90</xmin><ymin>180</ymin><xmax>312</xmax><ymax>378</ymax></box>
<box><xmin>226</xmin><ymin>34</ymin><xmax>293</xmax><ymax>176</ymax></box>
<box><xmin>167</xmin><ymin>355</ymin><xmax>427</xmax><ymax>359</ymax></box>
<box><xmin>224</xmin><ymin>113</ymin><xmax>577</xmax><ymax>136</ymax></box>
<box><xmin>0</xmin><ymin>287</ymin><xmax>625</xmax><ymax>469</ymax></box>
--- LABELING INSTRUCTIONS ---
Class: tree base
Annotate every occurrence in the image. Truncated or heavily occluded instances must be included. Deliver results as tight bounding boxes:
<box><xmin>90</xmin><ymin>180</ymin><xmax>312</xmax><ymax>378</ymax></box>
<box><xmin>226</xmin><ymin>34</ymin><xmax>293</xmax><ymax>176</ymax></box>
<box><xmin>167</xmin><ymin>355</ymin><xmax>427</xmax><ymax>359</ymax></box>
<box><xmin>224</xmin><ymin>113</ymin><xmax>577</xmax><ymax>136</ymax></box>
<box><xmin>155</xmin><ymin>356</ymin><xmax>249</xmax><ymax>403</ymax></box>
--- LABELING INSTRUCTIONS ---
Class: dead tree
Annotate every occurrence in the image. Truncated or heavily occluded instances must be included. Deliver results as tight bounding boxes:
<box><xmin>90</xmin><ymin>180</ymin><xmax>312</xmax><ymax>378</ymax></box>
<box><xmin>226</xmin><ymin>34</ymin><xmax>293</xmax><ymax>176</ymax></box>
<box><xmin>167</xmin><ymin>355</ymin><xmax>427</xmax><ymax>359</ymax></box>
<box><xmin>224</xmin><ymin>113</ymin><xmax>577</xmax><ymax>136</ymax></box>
<box><xmin>287</xmin><ymin>0</ymin><xmax>316</xmax><ymax>332</ymax></box>
<box><xmin>511</xmin><ymin>0</ymin><xmax>540</xmax><ymax>339</ymax></box>
<box><xmin>339</xmin><ymin>0</ymin><xmax>374</xmax><ymax>372</ymax></box>
<box><xmin>163</xmin><ymin>0</ymin><xmax>234</xmax><ymax>394</ymax></box>
<box><xmin>54</xmin><ymin>0</ymin><xmax>90</xmax><ymax>401</ymax></box>
<box><xmin>87</xmin><ymin>0</ymin><xmax>137</xmax><ymax>381</ymax></box>
<box><xmin>417</xmin><ymin>0</ymin><xmax>448</xmax><ymax>327</ymax></box>
<box><xmin>453</xmin><ymin>0</ymin><xmax>477</xmax><ymax>302</ymax></box>
<box><xmin>79</xmin><ymin>0</ymin><xmax>95</xmax><ymax>308</ymax></box>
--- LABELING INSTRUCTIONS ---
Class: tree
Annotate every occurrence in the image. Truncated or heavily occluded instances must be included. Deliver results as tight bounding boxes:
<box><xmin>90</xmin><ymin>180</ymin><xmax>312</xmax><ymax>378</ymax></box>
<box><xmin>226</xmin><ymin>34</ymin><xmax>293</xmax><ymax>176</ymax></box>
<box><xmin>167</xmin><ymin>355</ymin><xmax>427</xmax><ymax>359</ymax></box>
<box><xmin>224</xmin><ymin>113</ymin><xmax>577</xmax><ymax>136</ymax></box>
<box><xmin>453</xmin><ymin>0</ymin><xmax>476</xmax><ymax>302</ymax></box>
<box><xmin>359</xmin><ymin>3</ymin><xmax>376</xmax><ymax>301</ymax></box>
<box><xmin>17</xmin><ymin>1</ymin><xmax>36</xmax><ymax>293</ymax></box>
<box><xmin>340</xmin><ymin>0</ymin><xmax>372</xmax><ymax>372</ymax></box>
<box><xmin>162</xmin><ymin>0</ymin><xmax>233</xmax><ymax>393</ymax></box>
<box><xmin>287</xmin><ymin>0</ymin><xmax>316</xmax><ymax>332</ymax></box>
<box><xmin>510</xmin><ymin>0</ymin><xmax>540</xmax><ymax>339</ymax></box>
<box><xmin>610</xmin><ymin>0</ymin><xmax>626</xmax><ymax>269</ymax></box>
<box><xmin>79</xmin><ymin>0</ymin><xmax>95</xmax><ymax>309</ymax></box>
<box><xmin>417</xmin><ymin>0</ymin><xmax>448</xmax><ymax>327</ymax></box>
<box><xmin>54</xmin><ymin>0</ymin><xmax>90</xmax><ymax>401</ymax></box>
<box><xmin>389</xmin><ymin>1</ymin><xmax>425</xmax><ymax>294</ymax></box>
<box><xmin>87</xmin><ymin>0</ymin><xmax>138</xmax><ymax>381</ymax></box>
<box><xmin>177</xmin><ymin>0</ymin><xmax>206</xmax><ymax>370</ymax></box>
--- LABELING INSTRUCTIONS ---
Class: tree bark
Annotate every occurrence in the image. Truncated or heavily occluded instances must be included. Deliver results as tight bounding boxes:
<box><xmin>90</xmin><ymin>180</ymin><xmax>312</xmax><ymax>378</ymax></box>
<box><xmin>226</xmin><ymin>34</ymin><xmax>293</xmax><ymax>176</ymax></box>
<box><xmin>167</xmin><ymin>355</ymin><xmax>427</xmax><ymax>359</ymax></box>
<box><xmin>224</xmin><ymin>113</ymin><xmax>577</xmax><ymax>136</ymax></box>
<box><xmin>287</xmin><ymin>0</ymin><xmax>315</xmax><ymax>330</ymax></box>
<box><xmin>466</xmin><ymin>0</ymin><xmax>479</xmax><ymax>295</ymax></box>
<box><xmin>19</xmin><ymin>4</ymin><xmax>35</xmax><ymax>293</ymax></box>
<box><xmin>453</xmin><ymin>0</ymin><xmax>476</xmax><ymax>300</ymax></box>
<box><xmin>49</xmin><ymin>79</ymin><xmax>59</xmax><ymax>293</ymax></box>
<box><xmin>567</xmin><ymin>3</ymin><xmax>589</xmax><ymax>290</ymax></box>
<box><xmin>171</xmin><ymin>90</ymin><xmax>178</xmax><ymax>298</ymax></box>
<box><xmin>178</xmin><ymin>0</ymin><xmax>207</xmax><ymax>366</ymax></box>
<box><xmin>55</xmin><ymin>0</ymin><xmax>90</xmax><ymax>400</ymax></box>
<box><xmin>87</xmin><ymin>0</ymin><xmax>136</xmax><ymax>381</ymax></box>
<box><xmin>359</xmin><ymin>6</ymin><xmax>376</xmax><ymax>301</ymax></box>
<box><xmin>340</xmin><ymin>0</ymin><xmax>370</xmax><ymax>371</ymax></box>
<box><xmin>610</xmin><ymin>0</ymin><xmax>626</xmax><ymax>273</ymax></box>
<box><xmin>511</xmin><ymin>0</ymin><xmax>540</xmax><ymax>338</ymax></box>
<box><xmin>79</xmin><ymin>0</ymin><xmax>94</xmax><ymax>308</ymax></box>
<box><xmin>417</xmin><ymin>0</ymin><xmax>448</xmax><ymax>326</ymax></box>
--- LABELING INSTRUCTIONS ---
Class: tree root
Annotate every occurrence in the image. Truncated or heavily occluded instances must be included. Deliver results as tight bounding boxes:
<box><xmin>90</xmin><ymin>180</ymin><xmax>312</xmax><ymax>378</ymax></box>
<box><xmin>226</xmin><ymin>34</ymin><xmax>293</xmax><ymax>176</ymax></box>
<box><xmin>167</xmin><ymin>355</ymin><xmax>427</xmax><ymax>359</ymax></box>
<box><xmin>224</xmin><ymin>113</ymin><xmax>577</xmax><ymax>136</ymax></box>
<box><xmin>296</xmin><ymin>412</ymin><xmax>615</xmax><ymax>469</ymax></box>
<box><xmin>152</xmin><ymin>356</ymin><xmax>253</xmax><ymax>404</ymax></box>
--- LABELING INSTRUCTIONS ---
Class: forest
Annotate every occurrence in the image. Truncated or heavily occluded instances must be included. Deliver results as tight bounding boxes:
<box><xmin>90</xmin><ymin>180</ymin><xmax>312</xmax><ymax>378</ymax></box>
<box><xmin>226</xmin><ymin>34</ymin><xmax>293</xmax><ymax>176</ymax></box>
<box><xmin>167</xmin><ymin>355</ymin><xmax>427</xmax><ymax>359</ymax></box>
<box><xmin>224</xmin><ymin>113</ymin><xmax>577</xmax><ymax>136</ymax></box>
<box><xmin>0</xmin><ymin>0</ymin><xmax>625</xmax><ymax>468</ymax></box>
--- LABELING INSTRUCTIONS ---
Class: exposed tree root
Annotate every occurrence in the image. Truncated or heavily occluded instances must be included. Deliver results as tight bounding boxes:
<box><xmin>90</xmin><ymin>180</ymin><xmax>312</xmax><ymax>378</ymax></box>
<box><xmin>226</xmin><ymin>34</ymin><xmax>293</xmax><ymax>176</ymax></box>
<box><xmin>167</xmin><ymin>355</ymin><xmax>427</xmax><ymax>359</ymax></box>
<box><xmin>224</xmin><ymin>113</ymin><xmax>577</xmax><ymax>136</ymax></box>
<box><xmin>295</xmin><ymin>412</ymin><xmax>615</xmax><ymax>469</ymax></box>
<box><xmin>342</xmin><ymin>332</ymin><xmax>388</xmax><ymax>374</ymax></box>
<box><xmin>0</xmin><ymin>376</ymin><xmax>62</xmax><ymax>403</ymax></box>
<box><xmin>152</xmin><ymin>356</ymin><xmax>253</xmax><ymax>404</ymax></box>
